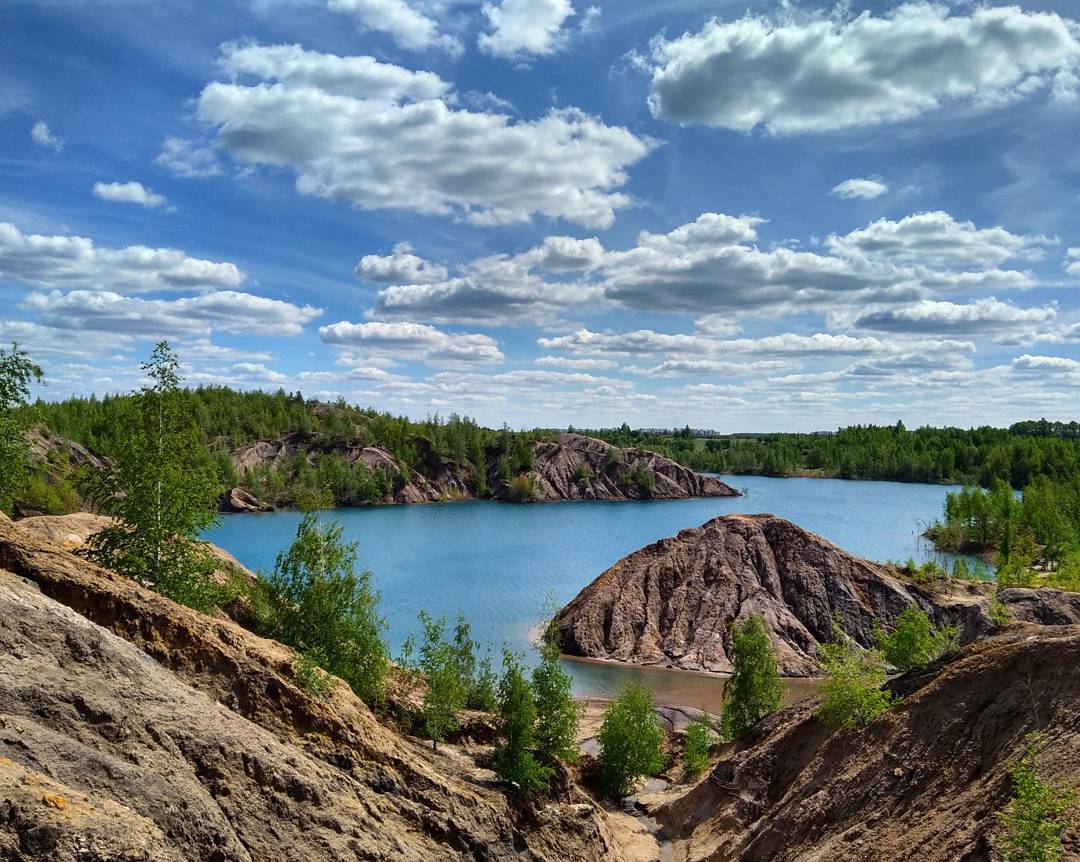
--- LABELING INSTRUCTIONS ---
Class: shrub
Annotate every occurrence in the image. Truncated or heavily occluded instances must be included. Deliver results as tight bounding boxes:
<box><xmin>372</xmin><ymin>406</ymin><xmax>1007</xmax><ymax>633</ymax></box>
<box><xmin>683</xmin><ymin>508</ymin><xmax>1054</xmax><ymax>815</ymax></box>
<box><xmin>995</xmin><ymin>735</ymin><xmax>1077</xmax><ymax>862</ymax></box>
<box><xmin>531</xmin><ymin>620</ymin><xmax>581</xmax><ymax>764</ymax></box>
<box><xmin>682</xmin><ymin>718</ymin><xmax>711</xmax><ymax>780</ymax></box>
<box><xmin>571</xmin><ymin>462</ymin><xmax>593</xmax><ymax>484</ymax></box>
<box><xmin>989</xmin><ymin>593</ymin><xmax>1012</xmax><ymax>628</ymax></box>
<box><xmin>417</xmin><ymin>611</ymin><xmax>466</xmax><ymax>749</ymax></box>
<box><xmin>874</xmin><ymin>605</ymin><xmax>956</xmax><ymax>672</ymax></box>
<box><xmin>816</xmin><ymin>622</ymin><xmax>893</xmax><ymax>732</ymax></box>
<box><xmin>263</xmin><ymin>511</ymin><xmax>388</xmax><ymax>705</ymax></box>
<box><xmin>597</xmin><ymin>683</ymin><xmax>666</xmax><ymax>798</ymax></box>
<box><xmin>0</xmin><ymin>343</ymin><xmax>43</xmax><ymax>511</ymax></box>
<box><xmin>293</xmin><ymin>650</ymin><xmax>334</xmax><ymax>700</ymax></box>
<box><xmin>507</xmin><ymin>473</ymin><xmax>536</xmax><ymax>502</ymax></box>
<box><xmin>495</xmin><ymin>649</ymin><xmax>552</xmax><ymax>797</ymax></box>
<box><xmin>721</xmin><ymin>615</ymin><xmax>784</xmax><ymax>740</ymax></box>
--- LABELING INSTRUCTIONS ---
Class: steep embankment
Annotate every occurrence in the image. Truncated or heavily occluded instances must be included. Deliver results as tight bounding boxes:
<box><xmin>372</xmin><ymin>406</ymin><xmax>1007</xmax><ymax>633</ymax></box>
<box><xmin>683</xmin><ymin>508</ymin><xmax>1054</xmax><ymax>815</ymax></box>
<box><xmin>653</xmin><ymin>624</ymin><xmax>1080</xmax><ymax>861</ymax></box>
<box><xmin>228</xmin><ymin>432</ymin><xmax>738</xmax><ymax>509</ymax></box>
<box><xmin>0</xmin><ymin>513</ymin><xmax>623</xmax><ymax>861</ymax></box>
<box><xmin>557</xmin><ymin>513</ymin><xmax>1080</xmax><ymax>675</ymax></box>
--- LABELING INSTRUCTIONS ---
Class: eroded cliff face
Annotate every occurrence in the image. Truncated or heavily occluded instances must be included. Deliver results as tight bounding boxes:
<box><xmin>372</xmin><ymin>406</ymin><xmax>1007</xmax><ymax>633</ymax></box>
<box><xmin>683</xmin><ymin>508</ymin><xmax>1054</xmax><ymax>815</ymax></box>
<box><xmin>0</xmin><ymin>517</ymin><xmax>622</xmax><ymax>862</ymax></box>
<box><xmin>652</xmin><ymin>624</ymin><xmax>1080</xmax><ymax>862</ymax></box>
<box><xmin>557</xmin><ymin>513</ymin><xmax>1080</xmax><ymax>675</ymax></box>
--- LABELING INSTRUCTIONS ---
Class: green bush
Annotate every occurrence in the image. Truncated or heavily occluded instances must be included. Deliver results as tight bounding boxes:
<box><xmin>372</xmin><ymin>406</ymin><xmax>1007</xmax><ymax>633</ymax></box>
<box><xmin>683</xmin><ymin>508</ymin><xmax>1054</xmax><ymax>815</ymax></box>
<box><xmin>721</xmin><ymin>614</ymin><xmax>784</xmax><ymax>739</ymax></box>
<box><xmin>874</xmin><ymin>605</ymin><xmax>956</xmax><ymax>672</ymax></box>
<box><xmin>996</xmin><ymin>735</ymin><xmax>1077</xmax><ymax>862</ymax></box>
<box><xmin>531</xmin><ymin>620</ymin><xmax>581</xmax><ymax>764</ymax></box>
<box><xmin>263</xmin><ymin>510</ymin><xmax>388</xmax><ymax>706</ymax></box>
<box><xmin>416</xmin><ymin>611</ymin><xmax>466</xmax><ymax>749</ymax></box>
<box><xmin>507</xmin><ymin>473</ymin><xmax>537</xmax><ymax>502</ymax></box>
<box><xmin>816</xmin><ymin>622</ymin><xmax>893</xmax><ymax>732</ymax></box>
<box><xmin>571</xmin><ymin>462</ymin><xmax>593</xmax><ymax>483</ymax></box>
<box><xmin>0</xmin><ymin>343</ymin><xmax>43</xmax><ymax>512</ymax></box>
<box><xmin>597</xmin><ymin>683</ymin><xmax>666</xmax><ymax>798</ymax></box>
<box><xmin>293</xmin><ymin>650</ymin><xmax>335</xmax><ymax>700</ymax></box>
<box><xmin>17</xmin><ymin>471</ymin><xmax>81</xmax><ymax>515</ymax></box>
<box><xmin>682</xmin><ymin>718</ymin><xmax>711</xmax><ymax>780</ymax></box>
<box><xmin>989</xmin><ymin>593</ymin><xmax>1013</xmax><ymax>628</ymax></box>
<box><xmin>495</xmin><ymin>649</ymin><xmax>552</xmax><ymax>797</ymax></box>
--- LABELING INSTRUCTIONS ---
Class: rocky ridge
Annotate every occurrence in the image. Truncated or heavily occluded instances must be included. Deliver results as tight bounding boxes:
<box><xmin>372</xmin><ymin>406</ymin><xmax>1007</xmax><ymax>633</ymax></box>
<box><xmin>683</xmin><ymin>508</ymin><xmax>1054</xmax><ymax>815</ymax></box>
<box><xmin>557</xmin><ymin>513</ymin><xmax>1080</xmax><ymax>675</ymax></box>
<box><xmin>650</xmin><ymin>624</ymin><xmax>1080</xmax><ymax>861</ymax></box>
<box><xmin>0</xmin><ymin>513</ymin><xmax>626</xmax><ymax>862</ymax></box>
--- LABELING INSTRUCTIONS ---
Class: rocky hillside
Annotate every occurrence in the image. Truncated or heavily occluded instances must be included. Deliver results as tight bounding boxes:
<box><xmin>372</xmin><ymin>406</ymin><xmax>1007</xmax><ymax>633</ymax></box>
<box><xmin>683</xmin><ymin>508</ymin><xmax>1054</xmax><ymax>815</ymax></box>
<box><xmin>0</xmin><ymin>513</ymin><xmax>629</xmax><ymax>861</ymax></box>
<box><xmin>227</xmin><ymin>432</ymin><xmax>738</xmax><ymax>509</ymax></box>
<box><xmin>651</xmin><ymin>623</ymin><xmax>1080</xmax><ymax>861</ymax></box>
<box><xmin>557</xmin><ymin>513</ymin><xmax>1080</xmax><ymax>675</ymax></box>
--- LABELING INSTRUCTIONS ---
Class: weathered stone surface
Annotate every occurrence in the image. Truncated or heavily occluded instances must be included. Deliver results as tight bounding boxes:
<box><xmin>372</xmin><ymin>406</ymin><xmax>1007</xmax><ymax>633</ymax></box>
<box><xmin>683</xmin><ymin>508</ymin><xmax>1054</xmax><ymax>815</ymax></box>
<box><xmin>221</xmin><ymin>487</ymin><xmax>272</xmax><ymax>513</ymax></box>
<box><xmin>558</xmin><ymin>513</ymin><xmax>1080</xmax><ymax>675</ymax></box>
<box><xmin>502</xmin><ymin>434</ymin><xmax>738</xmax><ymax>502</ymax></box>
<box><xmin>0</xmin><ymin>517</ymin><xmax>622</xmax><ymax>861</ymax></box>
<box><xmin>653</xmin><ymin>624</ymin><xmax>1080</xmax><ymax>861</ymax></box>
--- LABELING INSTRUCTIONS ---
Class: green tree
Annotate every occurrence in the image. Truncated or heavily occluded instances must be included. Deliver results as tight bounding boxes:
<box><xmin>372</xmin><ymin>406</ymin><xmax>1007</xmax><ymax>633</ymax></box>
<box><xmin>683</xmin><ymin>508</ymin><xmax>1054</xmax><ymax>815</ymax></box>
<box><xmin>721</xmin><ymin>615</ymin><xmax>784</xmax><ymax>740</ymax></box>
<box><xmin>531</xmin><ymin>620</ymin><xmax>581</xmax><ymax>764</ymax></box>
<box><xmin>682</xmin><ymin>718</ymin><xmax>711</xmax><ymax>780</ymax></box>
<box><xmin>597</xmin><ymin>683</ymin><xmax>666</xmax><ymax>798</ymax></box>
<box><xmin>417</xmin><ymin>611</ymin><xmax>466</xmax><ymax>749</ymax></box>
<box><xmin>816</xmin><ymin>622</ymin><xmax>893</xmax><ymax>732</ymax></box>
<box><xmin>0</xmin><ymin>343</ymin><xmax>43</xmax><ymax>510</ymax></box>
<box><xmin>495</xmin><ymin>649</ymin><xmax>552</xmax><ymax>796</ymax></box>
<box><xmin>84</xmin><ymin>343</ymin><xmax>224</xmax><ymax>611</ymax></box>
<box><xmin>996</xmin><ymin>736</ymin><xmax>1077</xmax><ymax>862</ymax></box>
<box><xmin>263</xmin><ymin>510</ymin><xmax>388</xmax><ymax>704</ymax></box>
<box><xmin>874</xmin><ymin>605</ymin><xmax>956</xmax><ymax>672</ymax></box>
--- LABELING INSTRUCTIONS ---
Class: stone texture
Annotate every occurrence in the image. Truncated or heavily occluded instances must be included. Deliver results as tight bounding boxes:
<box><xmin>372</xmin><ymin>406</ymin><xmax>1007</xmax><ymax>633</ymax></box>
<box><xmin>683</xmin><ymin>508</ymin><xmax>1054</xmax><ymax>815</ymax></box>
<box><xmin>558</xmin><ymin>513</ymin><xmax>1080</xmax><ymax>675</ymax></box>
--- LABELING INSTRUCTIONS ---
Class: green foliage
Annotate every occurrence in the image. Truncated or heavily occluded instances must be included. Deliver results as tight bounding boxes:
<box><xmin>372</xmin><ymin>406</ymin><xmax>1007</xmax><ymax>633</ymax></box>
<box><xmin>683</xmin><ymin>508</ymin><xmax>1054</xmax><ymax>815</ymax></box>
<box><xmin>628</xmin><ymin>459</ymin><xmax>656</xmax><ymax>495</ymax></box>
<box><xmin>495</xmin><ymin>649</ymin><xmax>552</xmax><ymax>797</ymax></box>
<box><xmin>531</xmin><ymin>621</ymin><xmax>581</xmax><ymax>764</ymax></box>
<box><xmin>1047</xmin><ymin>552</ymin><xmax>1080</xmax><ymax>592</ymax></box>
<box><xmin>571</xmin><ymin>462</ymin><xmax>593</xmax><ymax>483</ymax></box>
<box><xmin>452</xmin><ymin>614</ymin><xmax>498</xmax><ymax>711</ymax></box>
<box><xmin>988</xmin><ymin>593</ymin><xmax>1013</xmax><ymax>628</ymax></box>
<box><xmin>507</xmin><ymin>473</ymin><xmax>536</xmax><ymax>502</ymax></box>
<box><xmin>417</xmin><ymin>611</ymin><xmax>466</xmax><ymax>749</ymax></box>
<box><xmin>16</xmin><ymin>470</ymin><xmax>81</xmax><ymax>515</ymax></box>
<box><xmin>816</xmin><ymin>622</ymin><xmax>894</xmax><ymax>732</ymax></box>
<box><xmin>0</xmin><ymin>343</ymin><xmax>43</xmax><ymax>510</ymax></box>
<box><xmin>874</xmin><ymin>605</ymin><xmax>956</xmax><ymax>672</ymax></box>
<box><xmin>262</xmin><ymin>510</ymin><xmax>388</xmax><ymax>705</ymax></box>
<box><xmin>469</xmin><ymin>654</ymin><xmax>499</xmax><ymax>712</ymax></box>
<box><xmin>82</xmin><ymin>343</ymin><xmax>226</xmax><ymax>612</ymax></box>
<box><xmin>889</xmin><ymin>557</ymin><xmax>950</xmax><ymax>584</ymax></box>
<box><xmin>597</xmin><ymin>683</ymin><xmax>666</xmax><ymax>798</ymax></box>
<box><xmin>293</xmin><ymin>650</ymin><xmax>335</xmax><ymax>700</ymax></box>
<box><xmin>682</xmin><ymin>718</ymin><xmax>711</xmax><ymax>780</ymax></box>
<box><xmin>721</xmin><ymin>615</ymin><xmax>784</xmax><ymax>740</ymax></box>
<box><xmin>995</xmin><ymin>735</ymin><xmax>1077</xmax><ymax>862</ymax></box>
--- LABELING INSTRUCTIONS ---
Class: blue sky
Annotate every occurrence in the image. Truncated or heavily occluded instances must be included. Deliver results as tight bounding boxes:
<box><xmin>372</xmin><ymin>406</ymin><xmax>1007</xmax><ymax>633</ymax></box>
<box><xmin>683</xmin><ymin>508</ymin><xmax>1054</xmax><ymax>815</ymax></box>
<box><xmin>2</xmin><ymin>0</ymin><xmax>1079</xmax><ymax>431</ymax></box>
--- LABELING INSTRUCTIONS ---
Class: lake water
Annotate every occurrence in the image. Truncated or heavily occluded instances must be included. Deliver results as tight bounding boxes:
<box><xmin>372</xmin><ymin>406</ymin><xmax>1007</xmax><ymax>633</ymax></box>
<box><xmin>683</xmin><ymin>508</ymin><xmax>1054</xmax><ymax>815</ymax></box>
<box><xmin>204</xmin><ymin>474</ymin><xmax>963</xmax><ymax>711</ymax></box>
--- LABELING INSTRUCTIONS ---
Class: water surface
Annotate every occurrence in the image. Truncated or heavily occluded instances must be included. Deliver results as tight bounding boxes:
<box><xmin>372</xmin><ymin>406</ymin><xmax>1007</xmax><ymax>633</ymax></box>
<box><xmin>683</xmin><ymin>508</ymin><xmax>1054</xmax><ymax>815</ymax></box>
<box><xmin>205</xmin><ymin>474</ymin><xmax>961</xmax><ymax>708</ymax></box>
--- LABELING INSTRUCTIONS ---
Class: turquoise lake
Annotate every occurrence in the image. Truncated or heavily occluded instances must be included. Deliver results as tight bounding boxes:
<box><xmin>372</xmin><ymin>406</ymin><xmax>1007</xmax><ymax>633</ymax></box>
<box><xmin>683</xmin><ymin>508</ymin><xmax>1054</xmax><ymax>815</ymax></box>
<box><xmin>204</xmin><ymin>474</ymin><xmax>965</xmax><ymax>711</ymax></box>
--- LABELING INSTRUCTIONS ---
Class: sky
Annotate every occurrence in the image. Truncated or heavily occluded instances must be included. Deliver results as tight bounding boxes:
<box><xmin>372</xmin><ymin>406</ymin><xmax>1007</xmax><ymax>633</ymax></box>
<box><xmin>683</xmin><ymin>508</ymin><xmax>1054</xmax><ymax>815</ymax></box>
<box><xmin>2</xmin><ymin>0</ymin><xmax>1080</xmax><ymax>432</ymax></box>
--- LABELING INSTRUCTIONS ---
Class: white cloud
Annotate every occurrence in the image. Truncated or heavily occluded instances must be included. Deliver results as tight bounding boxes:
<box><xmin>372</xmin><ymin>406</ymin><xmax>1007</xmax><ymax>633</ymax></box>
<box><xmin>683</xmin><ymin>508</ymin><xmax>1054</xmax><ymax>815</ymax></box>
<box><xmin>31</xmin><ymin>121</ymin><xmax>63</xmax><ymax>152</ymax></box>
<box><xmin>319</xmin><ymin>320</ymin><xmax>504</xmax><ymax>366</ymax></box>
<box><xmin>93</xmin><ymin>181</ymin><xmax>171</xmax><ymax>210</ymax></box>
<box><xmin>515</xmin><ymin>235</ymin><xmax>604</xmax><ymax>271</ymax></box>
<box><xmin>356</xmin><ymin>242</ymin><xmax>448</xmax><ymax>284</ymax></box>
<box><xmin>479</xmin><ymin>0</ymin><xmax>576</xmax><ymax>59</ymax></box>
<box><xmin>534</xmin><ymin>355</ymin><xmax>617</xmax><ymax>370</ymax></box>
<box><xmin>0</xmin><ymin>222</ymin><xmax>243</xmax><ymax>293</ymax></box>
<box><xmin>155</xmin><ymin>137</ymin><xmax>222</xmax><ymax>178</ymax></box>
<box><xmin>826</xmin><ymin>211</ymin><xmax>1054</xmax><ymax>268</ymax></box>
<box><xmin>1066</xmin><ymin>247</ymin><xmax>1080</xmax><ymax>276</ymax></box>
<box><xmin>645</xmin><ymin>4</ymin><xmax>1080</xmax><ymax>133</ymax></box>
<box><xmin>831</xmin><ymin>178</ymin><xmax>889</xmax><ymax>200</ymax></box>
<box><xmin>325</xmin><ymin>0</ymin><xmax>459</xmax><ymax>52</ymax></box>
<box><xmin>23</xmin><ymin>289</ymin><xmax>321</xmax><ymax>337</ymax></box>
<box><xmin>195</xmin><ymin>43</ymin><xmax>654</xmax><ymax>228</ymax></box>
<box><xmin>833</xmin><ymin>298</ymin><xmax>1058</xmax><ymax>338</ymax></box>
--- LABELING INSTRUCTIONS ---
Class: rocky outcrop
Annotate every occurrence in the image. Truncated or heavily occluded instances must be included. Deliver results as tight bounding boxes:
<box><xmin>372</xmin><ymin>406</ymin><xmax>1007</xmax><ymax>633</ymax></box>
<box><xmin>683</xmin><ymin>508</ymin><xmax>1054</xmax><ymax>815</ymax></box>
<box><xmin>500</xmin><ymin>434</ymin><xmax>738</xmax><ymax>502</ymax></box>
<box><xmin>558</xmin><ymin>513</ymin><xmax>1080</xmax><ymax>676</ymax></box>
<box><xmin>26</xmin><ymin>425</ymin><xmax>110</xmax><ymax>473</ymax></box>
<box><xmin>221</xmin><ymin>487</ymin><xmax>272</xmax><ymax>513</ymax></box>
<box><xmin>652</xmin><ymin>624</ymin><xmax>1080</xmax><ymax>861</ymax></box>
<box><xmin>0</xmin><ymin>515</ymin><xmax>621</xmax><ymax>861</ymax></box>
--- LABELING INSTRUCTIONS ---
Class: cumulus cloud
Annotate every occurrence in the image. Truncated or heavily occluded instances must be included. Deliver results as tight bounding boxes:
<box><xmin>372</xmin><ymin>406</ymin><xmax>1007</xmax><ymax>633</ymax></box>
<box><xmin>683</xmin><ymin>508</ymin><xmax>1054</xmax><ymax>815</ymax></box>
<box><xmin>0</xmin><ymin>222</ymin><xmax>242</xmax><ymax>293</ymax></box>
<box><xmin>1066</xmin><ymin>247</ymin><xmax>1080</xmax><ymax>276</ymax></box>
<box><xmin>515</xmin><ymin>235</ymin><xmax>604</xmax><ymax>271</ymax></box>
<box><xmin>155</xmin><ymin>137</ymin><xmax>222</xmax><ymax>178</ymax></box>
<box><xmin>93</xmin><ymin>181</ymin><xmax>171</xmax><ymax>210</ymax></box>
<box><xmin>827</xmin><ymin>211</ymin><xmax>1054</xmax><ymax>268</ymax></box>
<box><xmin>479</xmin><ymin>0</ymin><xmax>577</xmax><ymax>59</ymax></box>
<box><xmin>356</xmin><ymin>242</ymin><xmax>449</xmax><ymax>284</ymax></box>
<box><xmin>325</xmin><ymin>0</ymin><xmax>459</xmax><ymax>52</ymax></box>
<box><xmin>831</xmin><ymin>178</ymin><xmax>889</xmax><ymax>200</ymax></box>
<box><xmin>534</xmin><ymin>355</ymin><xmax>617</xmax><ymax>370</ymax></box>
<box><xmin>23</xmin><ymin>289</ymin><xmax>321</xmax><ymax>337</ymax></box>
<box><xmin>194</xmin><ymin>43</ymin><xmax>654</xmax><ymax>228</ymax></box>
<box><xmin>645</xmin><ymin>4</ymin><xmax>1080</xmax><ymax>133</ymax></box>
<box><xmin>832</xmin><ymin>298</ymin><xmax>1057</xmax><ymax>338</ymax></box>
<box><xmin>319</xmin><ymin>320</ymin><xmax>504</xmax><ymax>366</ymax></box>
<box><xmin>31</xmin><ymin>121</ymin><xmax>63</xmax><ymax>152</ymax></box>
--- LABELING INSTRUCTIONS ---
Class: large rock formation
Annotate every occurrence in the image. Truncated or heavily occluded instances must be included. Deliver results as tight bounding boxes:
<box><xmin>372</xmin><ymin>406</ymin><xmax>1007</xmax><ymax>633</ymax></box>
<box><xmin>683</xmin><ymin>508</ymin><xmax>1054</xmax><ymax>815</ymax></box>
<box><xmin>558</xmin><ymin>513</ymin><xmax>1080</xmax><ymax>676</ymax></box>
<box><xmin>0</xmin><ymin>515</ymin><xmax>624</xmax><ymax>861</ymax></box>
<box><xmin>652</xmin><ymin>624</ymin><xmax>1080</xmax><ymax>861</ymax></box>
<box><xmin>504</xmin><ymin>434</ymin><xmax>737</xmax><ymax>502</ymax></box>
